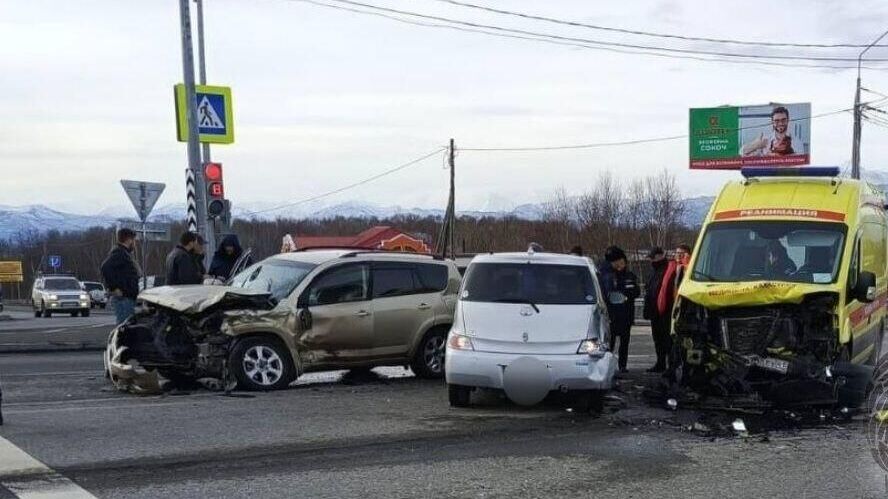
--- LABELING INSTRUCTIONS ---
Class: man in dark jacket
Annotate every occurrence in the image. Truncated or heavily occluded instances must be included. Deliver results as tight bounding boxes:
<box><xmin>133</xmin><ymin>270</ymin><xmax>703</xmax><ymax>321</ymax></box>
<box><xmin>598</xmin><ymin>246</ymin><xmax>640</xmax><ymax>374</ymax></box>
<box><xmin>100</xmin><ymin>228</ymin><xmax>141</xmax><ymax>324</ymax></box>
<box><xmin>209</xmin><ymin>234</ymin><xmax>246</xmax><ymax>281</ymax></box>
<box><xmin>165</xmin><ymin>232</ymin><xmax>205</xmax><ymax>286</ymax></box>
<box><xmin>643</xmin><ymin>247</ymin><xmax>670</xmax><ymax>372</ymax></box>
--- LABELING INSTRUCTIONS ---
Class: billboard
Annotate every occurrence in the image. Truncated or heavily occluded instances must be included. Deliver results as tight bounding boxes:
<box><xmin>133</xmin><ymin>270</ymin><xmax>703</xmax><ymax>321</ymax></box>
<box><xmin>689</xmin><ymin>103</ymin><xmax>811</xmax><ymax>169</ymax></box>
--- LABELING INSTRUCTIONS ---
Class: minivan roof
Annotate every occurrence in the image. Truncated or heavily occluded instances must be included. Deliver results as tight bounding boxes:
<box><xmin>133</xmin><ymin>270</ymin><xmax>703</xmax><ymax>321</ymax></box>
<box><xmin>470</xmin><ymin>252</ymin><xmax>593</xmax><ymax>266</ymax></box>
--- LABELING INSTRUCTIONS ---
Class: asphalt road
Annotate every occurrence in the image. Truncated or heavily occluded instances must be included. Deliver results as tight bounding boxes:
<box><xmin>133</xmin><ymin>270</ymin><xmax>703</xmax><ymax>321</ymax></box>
<box><xmin>0</xmin><ymin>305</ymin><xmax>115</xmax><ymax>352</ymax></box>
<box><xmin>0</xmin><ymin>330</ymin><xmax>885</xmax><ymax>498</ymax></box>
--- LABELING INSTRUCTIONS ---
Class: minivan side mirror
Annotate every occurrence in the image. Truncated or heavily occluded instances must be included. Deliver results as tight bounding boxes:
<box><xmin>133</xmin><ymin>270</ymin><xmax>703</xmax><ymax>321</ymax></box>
<box><xmin>856</xmin><ymin>271</ymin><xmax>877</xmax><ymax>303</ymax></box>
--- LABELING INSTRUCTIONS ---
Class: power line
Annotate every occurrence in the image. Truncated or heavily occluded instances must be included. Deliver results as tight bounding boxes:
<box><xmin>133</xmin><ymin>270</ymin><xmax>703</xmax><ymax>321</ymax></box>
<box><xmin>241</xmin><ymin>147</ymin><xmax>447</xmax><ymax>216</ymax></box>
<box><xmin>301</xmin><ymin>0</ymin><xmax>888</xmax><ymax>63</ymax></box>
<box><xmin>431</xmin><ymin>0</ymin><xmax>888</xmax><ymax>49</ymax></box>
<box><xmin>291</xmin><ymin>0</ymin><xmax>887</xmax><ymax>71</ymax></box>
<box><xmin>460</xmin><ymin>105</ymin><xmax>866</xmax><ymax>152</ymax></box>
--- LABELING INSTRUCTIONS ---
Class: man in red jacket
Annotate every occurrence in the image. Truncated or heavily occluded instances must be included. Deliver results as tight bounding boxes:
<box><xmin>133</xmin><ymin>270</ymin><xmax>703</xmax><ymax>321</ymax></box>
<box><xmin>657</xmin><ymin>244</ymin><xmax>691</xmax><ymax>318</ymax></box>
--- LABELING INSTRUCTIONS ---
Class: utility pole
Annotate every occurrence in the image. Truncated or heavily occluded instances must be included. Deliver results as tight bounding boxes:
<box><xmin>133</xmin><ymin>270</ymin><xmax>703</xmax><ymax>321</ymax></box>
<box><xmin>851</xmin><ymin>28</ymin><xmax>888</xmax><ymax>179</ymax></box>
<box><xmin>448</xmin><ymin>139</ymin><xmax>456</xmax><ymax>259</ymax></box>
<box><xmin>178</xmin><ymin>0</ymin><xmax>215</xmax><ymax>260</ymax></box>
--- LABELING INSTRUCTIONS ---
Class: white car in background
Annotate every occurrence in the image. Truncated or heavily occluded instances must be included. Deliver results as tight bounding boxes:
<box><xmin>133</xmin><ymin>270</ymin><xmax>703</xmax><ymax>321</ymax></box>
<box><xmin>445</xmin><ymin>250</ymin><xmax>616</xmax><ymax>411</ymax></box>
<box><xmin>81</xmin><ymin>281</ymin><xmax>107</xmax><ymax>309</ymax></box>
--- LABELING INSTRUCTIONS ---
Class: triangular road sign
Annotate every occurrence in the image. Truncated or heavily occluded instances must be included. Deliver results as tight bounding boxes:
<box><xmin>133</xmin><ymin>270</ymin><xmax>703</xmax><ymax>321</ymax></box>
<box><xmin>197</xmin><ymin>95</ymin><xmax>225</xmax><ymax>129</ymax></box>
<box><xmin>120</xmin><ymin>180</ymin><xmax>166</xmax><ymax>222</ymax></box>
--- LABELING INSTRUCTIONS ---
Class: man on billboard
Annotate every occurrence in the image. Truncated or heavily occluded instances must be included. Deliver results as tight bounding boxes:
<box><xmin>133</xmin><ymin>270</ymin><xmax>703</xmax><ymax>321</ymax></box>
<box><xmin>741</xmin><ymin>106</ymin><xmax>796</xmax><ymax>157</ymax></box>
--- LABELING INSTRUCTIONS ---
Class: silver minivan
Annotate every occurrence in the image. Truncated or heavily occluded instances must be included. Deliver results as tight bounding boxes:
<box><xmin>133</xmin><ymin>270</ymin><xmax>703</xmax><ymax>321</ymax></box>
<box><xmin>445</xmin><ymin>251</ymin><xmax>616</xmax><ymax>411</ymax></box>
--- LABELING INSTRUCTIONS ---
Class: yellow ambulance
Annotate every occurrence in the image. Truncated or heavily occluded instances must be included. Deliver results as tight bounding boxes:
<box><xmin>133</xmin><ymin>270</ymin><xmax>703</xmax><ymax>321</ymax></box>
<box><xmin>673</xmin><ymin>166</ymin><xmax>885</xmax><ymax>407</ymax></box>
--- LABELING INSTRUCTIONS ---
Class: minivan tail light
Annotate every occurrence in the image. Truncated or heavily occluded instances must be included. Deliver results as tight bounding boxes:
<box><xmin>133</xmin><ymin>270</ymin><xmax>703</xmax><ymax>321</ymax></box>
<box><xmin>578</xmin><ymin>338</ymin><xmax>605</xmax><ymax>357</ymax></box>
<box><xmin>448</xmin><ymin>333</ymin><xmax>474</xmax><ymax>351</ymax></box>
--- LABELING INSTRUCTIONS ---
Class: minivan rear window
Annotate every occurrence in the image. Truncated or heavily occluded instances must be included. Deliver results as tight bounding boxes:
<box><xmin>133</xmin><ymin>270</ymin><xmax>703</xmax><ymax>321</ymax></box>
<box><xmin>462</xmin><ymin>263</ymin><xmax>596</xmax><ymax>305</ymax></box>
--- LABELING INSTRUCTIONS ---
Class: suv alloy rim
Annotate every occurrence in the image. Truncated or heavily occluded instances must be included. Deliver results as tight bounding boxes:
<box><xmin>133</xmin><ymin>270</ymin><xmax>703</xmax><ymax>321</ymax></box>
<box><xmin>424</xmin><ymin>335</ymin><xmax>445</xmax><ymax>374</ymax></box>
<box><xmin>242</xmin><ymin>345</ymin><xmax>284</xmax><ymax>386</ymax></box>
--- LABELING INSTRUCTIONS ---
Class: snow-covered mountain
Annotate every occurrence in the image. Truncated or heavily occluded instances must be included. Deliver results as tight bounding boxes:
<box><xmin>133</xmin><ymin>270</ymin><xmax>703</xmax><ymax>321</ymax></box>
<box><xmin>0</xmin><ymin>201</ymin><xmax>546</xmax><ymax>240</ymax></box>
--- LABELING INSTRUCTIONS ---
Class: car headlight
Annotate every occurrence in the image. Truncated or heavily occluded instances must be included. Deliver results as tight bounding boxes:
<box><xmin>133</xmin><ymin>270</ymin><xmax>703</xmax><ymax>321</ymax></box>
<box><xmin>80</xmin><ymin>294</ymin><xmax>89</xmax><ymax>300</ymax></box>
<box><xmin>48</xmin><ymin>294</ymin><xmax>58</xmax><ymax>300</ymax></box>
<box><xmin>578</xmin><ymin>338</ymin><xmax>606</xmax><ymax>357</ymax></box>
<box><xmin>448</xmin><ymin>332</ymin><xmax>474</xmax><ymax>351</ymax></box>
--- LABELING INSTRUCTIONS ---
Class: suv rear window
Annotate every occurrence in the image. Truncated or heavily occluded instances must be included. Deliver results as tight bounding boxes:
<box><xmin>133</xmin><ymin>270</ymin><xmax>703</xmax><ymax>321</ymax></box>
<box><xmin>462</xmin><ymin>263</ymin><xmax>596</xmax><ymax>305</ymax></box>
<box><xmin>371</xmin><ymin>262</ymin><xmax>449</xmax><ymax>298</ymax></box>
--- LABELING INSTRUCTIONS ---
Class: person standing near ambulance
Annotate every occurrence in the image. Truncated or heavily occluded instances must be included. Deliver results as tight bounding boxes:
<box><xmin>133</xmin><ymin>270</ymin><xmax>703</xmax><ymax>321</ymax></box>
<box><xmin>598</xmin><ymin>246</ymin><xmax>640</xmax><ymax>374</ymax></box>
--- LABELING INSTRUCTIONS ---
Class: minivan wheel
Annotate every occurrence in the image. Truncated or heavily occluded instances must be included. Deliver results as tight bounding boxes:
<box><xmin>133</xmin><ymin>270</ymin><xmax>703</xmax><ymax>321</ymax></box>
<box><xmin>229</xmin><ymin>337</ymin><xmax>293</xmax><ymax>391</ymax></box>
<box><xmin>411</xmin><ymin>328</ymin><xmax>447</xmax><ymax>379</ymax></box>
<box><xmin>448</xmin><ymin>384</ymin><xmax>472</xmax><ymax>407</ymax></box>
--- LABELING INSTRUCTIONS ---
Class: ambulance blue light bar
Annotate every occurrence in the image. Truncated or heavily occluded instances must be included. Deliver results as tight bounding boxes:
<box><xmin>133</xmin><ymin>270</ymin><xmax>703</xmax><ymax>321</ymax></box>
<box><xmin>740</xmin><ymin>166</ymin><xmax>840</xmax><ymax>178</ymax></box>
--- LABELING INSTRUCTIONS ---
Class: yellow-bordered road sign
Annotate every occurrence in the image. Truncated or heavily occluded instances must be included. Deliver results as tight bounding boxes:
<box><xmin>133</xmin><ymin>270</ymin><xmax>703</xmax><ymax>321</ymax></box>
<box><xmin>174</xmin><ymin>84</ymin><xmax>234</xmax><ymax>144</ymax></box>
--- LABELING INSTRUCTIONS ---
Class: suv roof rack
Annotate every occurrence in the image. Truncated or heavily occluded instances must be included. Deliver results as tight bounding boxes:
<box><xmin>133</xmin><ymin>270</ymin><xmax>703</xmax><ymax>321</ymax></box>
<box><xmin>294</xmin><ymin>246</ymin><xmax>374</xmax><ymax>252</ymax></box>
<box><xmin>340</xmin><ymin>250</ymin><xmax>444</xmax><ymax>261</ymax></box>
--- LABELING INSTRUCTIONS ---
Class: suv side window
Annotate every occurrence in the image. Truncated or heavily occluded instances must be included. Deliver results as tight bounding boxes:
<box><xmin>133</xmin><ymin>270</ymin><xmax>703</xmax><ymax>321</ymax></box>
<box><xmin>372</xmin><ymin>264</ymin><xmax>417</xmax><ymax>298</ymax></box>
<box><xmin>308</xmin><ymin>264</ymin><xmax>369</xmax><ymax>306</ymax></box>
<box><xmin>413</xmin><ymin>263</ymin><xmax>448</xmax><ymax>293</ymax></box>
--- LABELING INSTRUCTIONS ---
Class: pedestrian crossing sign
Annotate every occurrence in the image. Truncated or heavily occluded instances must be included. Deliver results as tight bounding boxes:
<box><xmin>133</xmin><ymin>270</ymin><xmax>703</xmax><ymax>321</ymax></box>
<box><xmin>174</xmin><ymin>84</ymin><xmax>234</xmax><ymax>144</ymax></box>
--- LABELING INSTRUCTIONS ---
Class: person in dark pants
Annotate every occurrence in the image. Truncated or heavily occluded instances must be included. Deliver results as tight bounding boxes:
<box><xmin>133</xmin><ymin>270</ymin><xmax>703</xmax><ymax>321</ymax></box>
<box><xmin>100</xmin><ymin>228</ymin><xmax>141</xmax><ymax>325</ymax></box>
<box><xmin>598</xmin><ymin>246</ymin><xmax>640</xmax><ymax>374</ymax></box>
<box><xmin>643</xmin><ymin>247</ymin><xmax>671</xmax><ymax>373</ymax></box>
<box><xmin>165</xmin><ymin>232</ymin><xmax>205</xmax><ymax>286</ymax></box>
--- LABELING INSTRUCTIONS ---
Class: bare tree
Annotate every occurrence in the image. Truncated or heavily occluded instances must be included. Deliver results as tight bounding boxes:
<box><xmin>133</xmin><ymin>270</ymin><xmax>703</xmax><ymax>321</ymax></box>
<box><xmin>644</xmin><ymin>169</ymin><xmax>686</xmax><ymax>248</ymax></box>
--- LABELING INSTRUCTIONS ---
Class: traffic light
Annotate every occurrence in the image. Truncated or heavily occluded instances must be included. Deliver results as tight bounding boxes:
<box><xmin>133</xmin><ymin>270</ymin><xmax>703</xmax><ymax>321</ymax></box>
<box><xmin>204</xmin><ymin>162</ymin><xmax>226</xmax><ymax>218</ymax></box>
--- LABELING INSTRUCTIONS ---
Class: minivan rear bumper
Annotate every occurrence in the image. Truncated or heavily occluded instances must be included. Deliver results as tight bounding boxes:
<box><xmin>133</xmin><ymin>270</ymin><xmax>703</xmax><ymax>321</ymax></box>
<box><xmin>445</xmin><ymin>349</ymin><xmax>617</xmax><ymax>391</ymax></box>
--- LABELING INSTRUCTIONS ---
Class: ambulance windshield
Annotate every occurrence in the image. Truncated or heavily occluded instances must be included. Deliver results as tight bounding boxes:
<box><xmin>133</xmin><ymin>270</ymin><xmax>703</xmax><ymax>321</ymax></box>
<box><xmin>692</xmin><ymin>221</ymin><xmax>846</xmax><ymax>284</ymax></box>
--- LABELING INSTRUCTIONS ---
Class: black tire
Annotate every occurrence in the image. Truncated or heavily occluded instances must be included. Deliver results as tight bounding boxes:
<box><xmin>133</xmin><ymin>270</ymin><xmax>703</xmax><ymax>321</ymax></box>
<box><xmin>411</xmin><ymin>327</ymin><xmax>448</xmax><ymax>379</ymax></box>
<box><xmin>34</xmin><ymin>309</ymin><xmax>41</xmax><ymax>318</ymax></box>
<box><xmin>70</xmin><ymin>312</ymin><xmax>78</xmax><ymax>317</ymax></box>
<box><xmin>82</xmin><ymin>309</ymin><xmax>90</xmax><ymax>317</ymax></box>
<box><xmin>229</xmin><ymin>336</ymin><xmax>294</xmax><ymax>391</ymax></box>
<box><xmin>448</xmin><ymin>384</ymin><xmax>471</xmax><ymax>407</ymax></box>
<box><xmin>572</xmin><ymin>390</ymin><xmax>605</xmax><ymax>413</ymax></box>
<box><xmin>39</xmin><ymin>301</ymin><xmax>47</xmax><ymax>318</ymax></box>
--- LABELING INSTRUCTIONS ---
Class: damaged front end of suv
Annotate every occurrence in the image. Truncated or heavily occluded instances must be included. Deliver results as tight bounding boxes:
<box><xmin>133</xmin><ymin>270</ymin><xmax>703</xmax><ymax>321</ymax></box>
<box><xmin>673</xmin><ymin>281</ymin><xmax>876</xmax><ymax>409</ymax></box>
<box><xmin>105</xmin><ymin>286</ymin><xmax>286</xmax><ymax>394</ymax></box>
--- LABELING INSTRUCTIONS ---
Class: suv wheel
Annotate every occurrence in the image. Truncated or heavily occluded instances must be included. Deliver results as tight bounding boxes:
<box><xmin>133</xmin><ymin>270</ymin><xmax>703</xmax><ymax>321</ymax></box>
<box><xmin>81</xmin><ymin>309</ymin><xmax>91</xmax><ymax>318</ymax></box>
<box><xmin>411</xmin><ymin>328</ymin><xmax>447</xmax><ymax>379</ymax></box>
<box><xmin>229</xmin><ymin>337</ymin><xmax>294</xmax><ymax>391</ymax></box>
<box><xmin>448</xmin><ymin>384</ymin><xmax>472</xmax><ymax>407</ymax></box>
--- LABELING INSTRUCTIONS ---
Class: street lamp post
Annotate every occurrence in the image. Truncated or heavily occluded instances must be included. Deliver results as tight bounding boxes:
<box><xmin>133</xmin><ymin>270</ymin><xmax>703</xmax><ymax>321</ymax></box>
<box><xmin>851</xmin><ymin>29</ymin><xmax>888</xmax><ymax>179</ymax></box>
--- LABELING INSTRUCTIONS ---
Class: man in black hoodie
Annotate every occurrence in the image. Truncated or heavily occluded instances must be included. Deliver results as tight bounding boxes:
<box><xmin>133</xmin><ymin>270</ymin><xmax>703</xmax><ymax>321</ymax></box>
<box><xmin>643</xmin><ymin>247</ymin><xmax>671</xmax><ymax>372</ymax></box>
<box><xmin>598</xmin><ymin>246</ymin><xmax>640</xmax><ymax>374</ymax></box>
<box><xmin>165</xmin><ymin>232</ymin><xmax>205</xmax><ymax>286</ymax></box>
<box><xmin>209</xmin><ymin>234</ymin><xmax>247</xmax><ymax>281</ymax></box>
<box><xmin>100</xmin><ymin>228</ymin><xmax>141</xmax><ymax>324</ymax></box>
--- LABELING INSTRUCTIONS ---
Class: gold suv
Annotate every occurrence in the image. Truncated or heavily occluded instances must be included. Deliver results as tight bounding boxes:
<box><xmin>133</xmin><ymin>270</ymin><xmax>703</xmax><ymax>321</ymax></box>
<box><xmin>106</xmin><ymin>250</ymin><xmax>460</xmax><ymax>392</ymax></box>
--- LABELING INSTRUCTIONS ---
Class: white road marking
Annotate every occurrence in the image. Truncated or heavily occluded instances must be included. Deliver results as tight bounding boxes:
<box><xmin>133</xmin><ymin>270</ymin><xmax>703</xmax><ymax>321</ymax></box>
<box><xmin>0</xmin><ymin>435</ymin><xmax>96</xmax><ymax>498</ymax></box>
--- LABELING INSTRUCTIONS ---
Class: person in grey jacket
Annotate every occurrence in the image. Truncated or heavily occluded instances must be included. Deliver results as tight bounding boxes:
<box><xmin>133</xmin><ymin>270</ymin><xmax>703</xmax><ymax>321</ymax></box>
<box><xmin>165</xmin><ymin>232</ymin><xmax>205</xmax><ymax>286</ymax></box>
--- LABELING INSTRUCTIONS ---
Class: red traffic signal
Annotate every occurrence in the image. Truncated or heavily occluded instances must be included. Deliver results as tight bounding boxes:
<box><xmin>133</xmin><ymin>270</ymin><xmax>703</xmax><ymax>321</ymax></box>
<box><xmin>204</xmin><ymin>162</ymin><xmax>223</xmax><ymax>182</ymax></box>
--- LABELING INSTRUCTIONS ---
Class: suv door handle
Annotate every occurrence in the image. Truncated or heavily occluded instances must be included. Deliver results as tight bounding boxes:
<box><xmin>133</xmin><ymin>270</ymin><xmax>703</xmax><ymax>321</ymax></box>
<box><xmin>417</xmin><ymin>303</ymin><xmax>431</xmax><ymax>310</ymax></box>
<box><xmin>355</xmin><ymin>310</ymin><xmax>370</xmax><ymax>317</ymax></box>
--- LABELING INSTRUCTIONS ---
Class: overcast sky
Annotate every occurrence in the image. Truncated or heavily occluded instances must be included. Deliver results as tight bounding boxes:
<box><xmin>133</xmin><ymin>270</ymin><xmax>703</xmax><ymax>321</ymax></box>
<box><xmin>2</xmin><ymin>0</ymin><xmax>888</xmax><ymax>215</ymax></box>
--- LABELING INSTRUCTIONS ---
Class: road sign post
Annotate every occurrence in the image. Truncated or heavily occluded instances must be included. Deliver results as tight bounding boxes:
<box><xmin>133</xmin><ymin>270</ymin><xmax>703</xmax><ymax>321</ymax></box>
<box><xmin>120</xmin><ymin>180</ymin><xmax>166</xmax><ymax>290</ymax></box>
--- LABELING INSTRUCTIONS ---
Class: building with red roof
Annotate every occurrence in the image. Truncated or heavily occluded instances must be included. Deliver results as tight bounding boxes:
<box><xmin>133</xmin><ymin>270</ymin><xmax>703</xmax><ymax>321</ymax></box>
<box><xmin>294</xmin><ymin>226</ymin><xmax>431</xmax><ymax>254</ymax></box>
